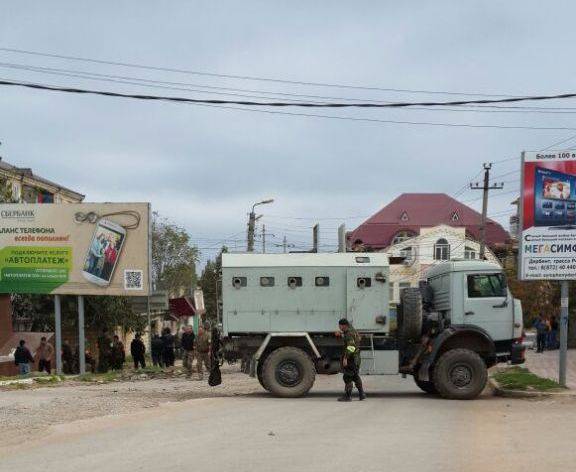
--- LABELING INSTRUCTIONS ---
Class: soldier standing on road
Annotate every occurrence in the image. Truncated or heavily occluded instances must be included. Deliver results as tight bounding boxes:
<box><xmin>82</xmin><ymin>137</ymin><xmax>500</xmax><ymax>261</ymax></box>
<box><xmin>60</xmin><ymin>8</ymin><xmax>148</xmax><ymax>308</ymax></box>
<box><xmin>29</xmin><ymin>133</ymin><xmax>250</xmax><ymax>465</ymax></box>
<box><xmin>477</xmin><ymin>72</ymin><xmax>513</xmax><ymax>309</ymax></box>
<box><xmin>97</xmin><ymin>328</ymin><xmax>112</xmax><ymax>373</ymax></box>
<box><xmin>130</xmin><ymin>333</ymin><xmax>146</xmax><ymax>369</ymax></box>
<box><xmin>195</xmin><ymin>326</ymin><xmax>211</xmax><ymax>380</ymax></box>
<box><xmin>181</xmin><ymin>325</ymin><xmax>195</xmax><ymax>379</ymax></box>
<box><xmin>337</xmin><ymin>318</ymin><xmax>366</xmax><ymax>402</ymax></box>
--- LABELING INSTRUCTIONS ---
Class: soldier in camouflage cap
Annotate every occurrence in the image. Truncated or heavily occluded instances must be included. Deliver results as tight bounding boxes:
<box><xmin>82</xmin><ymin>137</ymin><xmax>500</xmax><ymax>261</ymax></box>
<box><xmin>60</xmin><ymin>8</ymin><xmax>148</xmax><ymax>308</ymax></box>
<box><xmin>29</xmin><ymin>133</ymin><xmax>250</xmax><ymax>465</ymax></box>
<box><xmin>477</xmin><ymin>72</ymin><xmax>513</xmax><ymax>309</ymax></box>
<box><xmin>337</xmin><ymin>318</ymin><xmax>366</xmax><ymax>402</ymax></box>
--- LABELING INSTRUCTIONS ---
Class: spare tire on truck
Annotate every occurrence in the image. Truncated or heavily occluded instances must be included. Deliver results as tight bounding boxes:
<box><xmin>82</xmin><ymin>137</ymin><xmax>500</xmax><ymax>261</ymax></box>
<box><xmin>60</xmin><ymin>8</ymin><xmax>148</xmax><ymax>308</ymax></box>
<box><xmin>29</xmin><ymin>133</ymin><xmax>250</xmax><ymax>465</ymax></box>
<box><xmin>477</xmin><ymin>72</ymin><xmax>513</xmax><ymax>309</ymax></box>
<box><xmin>261</xmin><ymin>347</ymin><xmax>316</xmax><ymax>397</ymax></box>
<box><xmin>397</xmin><ymin>287</ymin><xmax>423</xmax><ymax>341</ymax></box>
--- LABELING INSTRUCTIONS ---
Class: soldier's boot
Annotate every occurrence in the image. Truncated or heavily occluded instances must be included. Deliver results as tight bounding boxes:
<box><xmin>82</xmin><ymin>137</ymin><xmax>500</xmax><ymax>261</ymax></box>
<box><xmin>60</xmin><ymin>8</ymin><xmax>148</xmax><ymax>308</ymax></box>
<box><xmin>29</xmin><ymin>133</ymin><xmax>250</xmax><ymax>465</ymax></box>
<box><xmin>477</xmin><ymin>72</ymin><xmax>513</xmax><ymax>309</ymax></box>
<box><xmin>338</xmin><ymin>384</ymin><xmax>353</xmax><ymax>402</ymax></box>
<box><xmin>356</xmin><ymin>381</ymin><xmax>366</xmax><ymax>401</ymax></box>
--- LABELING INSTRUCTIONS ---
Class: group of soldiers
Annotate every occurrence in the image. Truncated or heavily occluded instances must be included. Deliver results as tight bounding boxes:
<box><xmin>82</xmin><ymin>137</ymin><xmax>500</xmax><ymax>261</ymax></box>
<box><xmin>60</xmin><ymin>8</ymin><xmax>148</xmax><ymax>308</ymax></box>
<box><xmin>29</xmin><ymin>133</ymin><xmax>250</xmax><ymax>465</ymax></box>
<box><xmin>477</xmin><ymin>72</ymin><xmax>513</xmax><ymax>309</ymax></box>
<box><xmin>95</xmin><ymin>324</ymin><xmax>212</xmax><ymax>377</ymax></box>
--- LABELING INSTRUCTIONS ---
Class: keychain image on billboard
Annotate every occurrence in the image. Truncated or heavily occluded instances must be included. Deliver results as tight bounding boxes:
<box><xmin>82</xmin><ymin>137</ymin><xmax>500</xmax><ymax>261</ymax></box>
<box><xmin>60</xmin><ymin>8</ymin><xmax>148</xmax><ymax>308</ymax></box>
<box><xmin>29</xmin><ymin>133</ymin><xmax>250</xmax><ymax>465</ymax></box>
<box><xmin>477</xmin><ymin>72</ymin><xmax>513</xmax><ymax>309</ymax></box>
<box><xmin>82</xmin><ymin>219</ymin><xmax>127</xmax><ymax>286</ymax></box>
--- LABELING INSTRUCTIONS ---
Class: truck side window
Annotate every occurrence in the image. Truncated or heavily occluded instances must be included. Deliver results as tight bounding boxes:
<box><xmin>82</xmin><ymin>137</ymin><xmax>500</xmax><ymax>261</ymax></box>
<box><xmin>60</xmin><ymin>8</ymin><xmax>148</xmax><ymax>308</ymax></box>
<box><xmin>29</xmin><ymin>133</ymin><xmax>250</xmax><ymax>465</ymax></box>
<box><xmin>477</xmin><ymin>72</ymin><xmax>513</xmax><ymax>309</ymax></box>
<box><xmin>260</xmin><ymin>276</ymin><xmax>275</xmax><ymax>287</ymax></box>
<box><xmin>232</xmin><ymin>276</ymin><xmax>247</xmax><ymax>289</ymax></box>
<box><xmin>357</xmin><ymin>277</ymin><xmax>372</xmax><ymax>288</ymax></box>
<box><xmin>287</xmin><ymin>276</ymin><xmax>303</xmax><ymax>288</ymax></box>
<box><xmin>315</xmin><ymin>276</ymin><xmax>330</xmax><ymax>287</ymax></box>
<box><xmin>467</xmin><ymin>274</ymin><xmax>506</xmax><ymax>298</ymax></box>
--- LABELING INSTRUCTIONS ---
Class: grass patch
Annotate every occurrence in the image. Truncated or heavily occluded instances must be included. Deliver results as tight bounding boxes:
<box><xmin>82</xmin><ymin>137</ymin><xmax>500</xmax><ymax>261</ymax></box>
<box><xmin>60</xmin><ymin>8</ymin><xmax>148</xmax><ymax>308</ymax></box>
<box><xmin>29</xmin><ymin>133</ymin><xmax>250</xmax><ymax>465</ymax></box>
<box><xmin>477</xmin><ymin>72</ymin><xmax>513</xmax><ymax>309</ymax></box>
<box><xmin>33</xmin><ymin>375</ymin><xmax>65</xmax><ymax>384</ymax></box>
<box><xmin>493</xmin><ymin>367</ymin><xmax>565</xmax><ymax>391</ymax></box>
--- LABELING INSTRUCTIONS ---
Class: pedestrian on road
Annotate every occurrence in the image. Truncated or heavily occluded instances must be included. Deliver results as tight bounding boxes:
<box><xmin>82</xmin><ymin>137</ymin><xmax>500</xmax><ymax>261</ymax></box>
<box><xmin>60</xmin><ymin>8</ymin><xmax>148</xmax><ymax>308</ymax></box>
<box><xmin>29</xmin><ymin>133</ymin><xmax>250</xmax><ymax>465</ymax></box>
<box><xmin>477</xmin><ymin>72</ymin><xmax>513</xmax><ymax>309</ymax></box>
<box><xmin>130</xmin><ymin>333</ymin><xmax>146</xmax><ymax>369</ymax></box>
<box><xmin>14</xmin><ymin>339</ymin><xmax>34</xmax><ymax>376</ymax></box>
<box><xmin>181</xmin><ymin>325</ymin><xmax>195</xmax><ymax>379</ymax></box>
<box><xmin>111</xmin><ymin>335</ymin><xmax>126</xmax><ymax>370</ymax></box>
<box><xmin>548</xmin><ymin>315</ymin><xmax>559</xmax><ymax>350</ymax></box>
<box><xmin>151</xmin><ymin>334</ymin><xmax>163</xmax><ymax>367</ymax></box>
<box><xmin>161</xmin><ymin>327</ymin><xmax>175</xmax><ymax>368</ymax></box>
<box><xmin>195</xmin><ymin>326</ymin><xmax>211</xmax><ymax>380</ymax></box>
<box><xmin>336</xmin><ymin>318</ymin><xmax>365</xmax><ymax>402</ymax></box>
<box><xmin>36</xmin><ymin>336</ymin><xmax>54</xmax><ymax>374</ymax></box>
<box><xmin>534</xmin><ymin>314</ymin><xmax>548</xmax><ymax>353</ymax></box>
<box><xmin>97</xmin><ymin>328</ymin><xmax>112</xmax><ymax>373</ymax></box>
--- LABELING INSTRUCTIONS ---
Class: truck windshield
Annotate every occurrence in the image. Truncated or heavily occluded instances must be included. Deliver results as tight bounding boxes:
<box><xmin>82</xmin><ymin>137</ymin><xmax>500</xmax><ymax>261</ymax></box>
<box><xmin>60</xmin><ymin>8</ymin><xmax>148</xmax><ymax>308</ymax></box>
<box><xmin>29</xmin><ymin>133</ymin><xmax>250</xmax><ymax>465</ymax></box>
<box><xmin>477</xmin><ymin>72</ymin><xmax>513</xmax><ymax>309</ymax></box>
<box><xmin>467</xmin><ymin>273</ymin><xmax>507</xmax><ymax>298</ymax></box>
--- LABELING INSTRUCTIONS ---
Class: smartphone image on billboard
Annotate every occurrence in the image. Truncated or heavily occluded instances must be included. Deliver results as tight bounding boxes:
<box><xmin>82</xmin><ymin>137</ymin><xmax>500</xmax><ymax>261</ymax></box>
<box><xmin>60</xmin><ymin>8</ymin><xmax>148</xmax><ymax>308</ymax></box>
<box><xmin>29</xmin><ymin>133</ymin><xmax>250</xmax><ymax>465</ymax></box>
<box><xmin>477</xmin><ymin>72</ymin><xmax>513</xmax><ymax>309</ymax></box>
<box><xmin>82</xmin><ymin>219</ymin><xmax>127</xmax><ymax>286</ymax></box>
<box><xmin>534</xmin><ymin>167</ymin><xmax>576</xmax><ymax>227</ymax></box>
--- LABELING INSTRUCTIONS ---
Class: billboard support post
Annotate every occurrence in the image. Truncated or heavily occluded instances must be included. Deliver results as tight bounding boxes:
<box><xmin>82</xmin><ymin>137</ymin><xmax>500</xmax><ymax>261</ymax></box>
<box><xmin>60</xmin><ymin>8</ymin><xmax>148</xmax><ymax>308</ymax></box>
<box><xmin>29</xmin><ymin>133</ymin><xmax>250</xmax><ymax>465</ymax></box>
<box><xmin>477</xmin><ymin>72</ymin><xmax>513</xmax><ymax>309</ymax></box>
<box><xmin>54</xmin><ymin>294</ymin><xmax>62</xmax><ymax>375</ymax></box>
<box><xmin>560</xmin><ymin>281</ymin><xmax>569</xmax><ymax>387</ymax></box>
<box><xmin>78</xmin><ymin>295</ymin><xmax>86</xmax><ymax>375</ymax></box>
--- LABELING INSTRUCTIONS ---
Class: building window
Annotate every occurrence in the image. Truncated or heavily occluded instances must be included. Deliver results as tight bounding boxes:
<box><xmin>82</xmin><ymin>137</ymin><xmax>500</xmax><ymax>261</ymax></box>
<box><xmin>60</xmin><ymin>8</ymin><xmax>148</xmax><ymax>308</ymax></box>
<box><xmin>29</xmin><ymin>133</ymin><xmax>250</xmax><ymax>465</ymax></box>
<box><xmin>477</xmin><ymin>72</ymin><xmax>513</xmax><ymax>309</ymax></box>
<box><xmin>464</xmin><ymin>246</ymin><xmax>476</xmax><ymax>260</ymax></box>
<box><xmin>451</xmin><ymin>211</ymin><xmax>459</xmax><ymax>221</ymax></box>
<box><xmin>434</xmin><ymin>238</ymin><xmax>450</xmax><ymax>261</ymax></box>
<box><xmin>400</xmin><ymin>211</ymin><xmax>409</xmax><ymax>222</ymax></box>
<box><xmin>467</xmin><ymin>274</ymin><xmax>506</xmax><ymax>298</ymax></box>
<box><xmin>400</xmin><ymin>246</ymin><xmax>413</xmax><ymax>261</ymax></box>
<box><xmin>392</xmin><ymin>230</ymin><xmax>415</xmax><ymax>245</ymax></box>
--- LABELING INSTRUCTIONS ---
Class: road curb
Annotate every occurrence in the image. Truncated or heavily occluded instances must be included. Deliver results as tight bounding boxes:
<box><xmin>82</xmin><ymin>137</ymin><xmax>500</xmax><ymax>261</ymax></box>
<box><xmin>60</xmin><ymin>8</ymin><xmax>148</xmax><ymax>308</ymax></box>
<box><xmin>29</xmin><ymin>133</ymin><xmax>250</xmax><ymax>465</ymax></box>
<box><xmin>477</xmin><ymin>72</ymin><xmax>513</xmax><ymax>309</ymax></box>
<box><xmin>489</xmin><ymin>377</ymin><xmax>575</xmax><ymax>398</ymax></box>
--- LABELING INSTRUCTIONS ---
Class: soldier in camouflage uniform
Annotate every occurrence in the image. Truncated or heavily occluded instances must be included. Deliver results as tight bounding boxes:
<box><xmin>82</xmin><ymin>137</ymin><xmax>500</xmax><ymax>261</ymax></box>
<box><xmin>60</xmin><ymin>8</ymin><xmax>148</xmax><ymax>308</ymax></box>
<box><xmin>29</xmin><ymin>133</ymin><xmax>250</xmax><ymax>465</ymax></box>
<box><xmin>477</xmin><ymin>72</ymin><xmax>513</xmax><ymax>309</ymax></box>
<box><xmin>195</xmin><ymin>326</ymin><xmax>211</xmax><ymax>380</ymax></box>
<box><xmin>337</xmin><ymin>318</ymin><xmax>366</xmax><ymax>402</ymax></box>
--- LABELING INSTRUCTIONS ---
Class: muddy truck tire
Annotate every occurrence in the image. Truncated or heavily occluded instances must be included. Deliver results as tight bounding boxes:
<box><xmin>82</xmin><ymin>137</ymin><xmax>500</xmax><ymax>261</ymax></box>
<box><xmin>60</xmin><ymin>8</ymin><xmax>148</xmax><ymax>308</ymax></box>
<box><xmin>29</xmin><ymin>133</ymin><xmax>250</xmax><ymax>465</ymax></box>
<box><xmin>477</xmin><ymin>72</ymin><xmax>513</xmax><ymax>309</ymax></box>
<box><xmin>433</xmin><ymin>348</ymin><xmax>488</xmax><ymax>400</ymax></box>
<box><xmin>397</xmin><ymin>288</ymin><xmax>423</xmax><ymax>341</ymax></box>
<box><xmin>261</xmin><ymin>347</ymin><xmax>316</xmax><ymax>397</ymax></box>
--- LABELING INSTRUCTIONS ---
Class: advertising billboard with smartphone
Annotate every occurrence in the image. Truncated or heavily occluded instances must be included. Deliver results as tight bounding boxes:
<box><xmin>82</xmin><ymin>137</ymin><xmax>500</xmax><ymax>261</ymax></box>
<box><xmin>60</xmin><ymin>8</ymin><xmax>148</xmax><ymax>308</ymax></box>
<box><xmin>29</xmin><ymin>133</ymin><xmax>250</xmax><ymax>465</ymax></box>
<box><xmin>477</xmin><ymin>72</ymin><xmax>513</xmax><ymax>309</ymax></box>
<box><xmin>519</xmin><ymin>150</ymin><xmax>576</xmax><ymax>280</ymax></box>
<box><xmin>0</xmin><ymin>202</ymin><xmax>150</xmax><ymax>295</ymax></box>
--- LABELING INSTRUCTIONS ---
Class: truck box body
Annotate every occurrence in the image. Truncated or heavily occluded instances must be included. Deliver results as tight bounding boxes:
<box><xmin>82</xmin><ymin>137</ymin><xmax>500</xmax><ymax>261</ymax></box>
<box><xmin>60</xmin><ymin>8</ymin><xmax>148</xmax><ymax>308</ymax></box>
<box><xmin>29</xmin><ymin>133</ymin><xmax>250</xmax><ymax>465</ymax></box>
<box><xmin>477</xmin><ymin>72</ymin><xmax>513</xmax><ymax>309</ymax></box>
<box><xmin>222</xmin><ymin>253</ymin><xmax>390</xmax><ymax>335</ymax></box>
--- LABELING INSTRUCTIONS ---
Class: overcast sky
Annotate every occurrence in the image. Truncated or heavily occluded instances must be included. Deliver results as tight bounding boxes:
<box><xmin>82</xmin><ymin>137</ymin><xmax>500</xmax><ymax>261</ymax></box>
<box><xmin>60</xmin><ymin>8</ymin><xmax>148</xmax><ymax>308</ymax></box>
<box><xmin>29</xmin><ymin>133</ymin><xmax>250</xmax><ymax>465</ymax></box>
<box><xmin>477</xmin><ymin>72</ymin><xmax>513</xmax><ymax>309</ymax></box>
<box><xmin>2</xmin><ymin>2</ymin><xmax>576</xmax><ymax>266</ymax></box>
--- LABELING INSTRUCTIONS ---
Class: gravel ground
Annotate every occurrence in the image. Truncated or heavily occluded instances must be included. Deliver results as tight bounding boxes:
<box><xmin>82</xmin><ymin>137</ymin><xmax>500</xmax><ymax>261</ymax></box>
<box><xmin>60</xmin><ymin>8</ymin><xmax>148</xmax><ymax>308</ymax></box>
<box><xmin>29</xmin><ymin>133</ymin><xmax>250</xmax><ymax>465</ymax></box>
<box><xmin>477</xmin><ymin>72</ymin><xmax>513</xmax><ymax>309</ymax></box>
<box><xmin>0</xmin><ymin>364</ymin><xmax>260</xmax><ymax>449</ymax></box>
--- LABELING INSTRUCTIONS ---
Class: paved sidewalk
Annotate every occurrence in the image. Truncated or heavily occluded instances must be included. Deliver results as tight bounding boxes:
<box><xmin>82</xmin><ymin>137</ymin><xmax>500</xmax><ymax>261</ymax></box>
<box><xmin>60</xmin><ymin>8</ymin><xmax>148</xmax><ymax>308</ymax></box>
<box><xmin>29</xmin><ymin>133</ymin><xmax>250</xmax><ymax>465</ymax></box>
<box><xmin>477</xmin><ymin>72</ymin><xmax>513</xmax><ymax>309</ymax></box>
<box><xmin>524</xmin><ymin>349</ymin><xmax>576</xmax><ymax>389</ymax></box>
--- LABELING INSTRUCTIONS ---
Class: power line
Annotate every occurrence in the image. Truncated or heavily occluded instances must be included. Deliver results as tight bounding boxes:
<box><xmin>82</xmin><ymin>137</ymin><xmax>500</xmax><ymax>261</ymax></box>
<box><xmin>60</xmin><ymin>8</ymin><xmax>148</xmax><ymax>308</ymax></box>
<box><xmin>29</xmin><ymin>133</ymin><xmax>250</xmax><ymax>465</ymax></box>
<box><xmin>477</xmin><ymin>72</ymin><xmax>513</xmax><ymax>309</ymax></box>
<box><xmin>3</xmin><ymin>77</ymin><xmax>576</xmax><ymax>109</ymax></box>
<box><xmin>0</xmin><ymin>47</ymin><xmax>521</xmax><ymax>98</ymax></box>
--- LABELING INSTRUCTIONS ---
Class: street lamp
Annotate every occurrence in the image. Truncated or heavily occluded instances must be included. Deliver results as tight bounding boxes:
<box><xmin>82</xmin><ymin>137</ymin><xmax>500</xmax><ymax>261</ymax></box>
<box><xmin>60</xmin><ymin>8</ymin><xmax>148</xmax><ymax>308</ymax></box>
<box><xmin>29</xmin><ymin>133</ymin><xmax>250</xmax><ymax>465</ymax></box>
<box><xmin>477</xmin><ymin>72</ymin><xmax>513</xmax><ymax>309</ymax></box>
<box><xmin>247</xmin><ymin>199</ymin><xmax>274</xmax><ymax>252</ymax></box>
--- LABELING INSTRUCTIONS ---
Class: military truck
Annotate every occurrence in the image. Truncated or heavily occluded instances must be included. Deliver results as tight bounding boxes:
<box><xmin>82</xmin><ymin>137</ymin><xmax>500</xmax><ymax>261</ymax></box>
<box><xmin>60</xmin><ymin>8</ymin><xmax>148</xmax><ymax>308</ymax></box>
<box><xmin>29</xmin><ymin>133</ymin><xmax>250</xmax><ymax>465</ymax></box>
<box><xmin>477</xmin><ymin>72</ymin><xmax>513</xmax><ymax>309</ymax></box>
<box><xmin>220</xmin><ymin>252</ymin><xmax>525</xmax><ymax>400</ymax></box>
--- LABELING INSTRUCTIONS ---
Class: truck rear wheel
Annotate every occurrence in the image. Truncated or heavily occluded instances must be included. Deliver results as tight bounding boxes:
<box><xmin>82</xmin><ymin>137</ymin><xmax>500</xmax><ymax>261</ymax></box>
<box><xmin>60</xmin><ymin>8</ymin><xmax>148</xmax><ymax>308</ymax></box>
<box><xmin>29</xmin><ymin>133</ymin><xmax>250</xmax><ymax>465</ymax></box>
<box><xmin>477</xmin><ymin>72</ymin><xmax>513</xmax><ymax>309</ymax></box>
<box><xmin>397</xmin><ymin>288</ymin><xmax>423</xmax><ymax>341</ymax></box>
<box><xmin>261</xmin><ymin>347</ymin><xmax>316</xmax><ymax>397</ymax></box>
<box><xmin>433</xmin><ymin>349</ymin><xmax>487</xmax><ymax>400</ymax></box>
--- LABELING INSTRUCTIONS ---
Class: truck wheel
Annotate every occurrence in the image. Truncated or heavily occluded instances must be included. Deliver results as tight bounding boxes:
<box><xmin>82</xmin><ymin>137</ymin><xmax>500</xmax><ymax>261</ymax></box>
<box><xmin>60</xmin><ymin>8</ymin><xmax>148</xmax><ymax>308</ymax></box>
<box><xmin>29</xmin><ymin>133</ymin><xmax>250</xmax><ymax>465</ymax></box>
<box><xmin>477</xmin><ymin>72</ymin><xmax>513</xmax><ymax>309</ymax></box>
<box><xmin>398</xmin><ymin>288</ymin><xmax>423</xmax><ymax>341</ymax></box>
<box><xmin>261</xmin><ymin>347</ymin><xmax>316</xmax><ymax>397</ymax></box>
<box><xmin>257</xmin><ymin>362</ymin><xmax>270</xmax><ymax>392</ymax></box>
<box><xmin>414</xmin><ymin>376</ymin><xmax>438</xmax><ymax>394</ymax></box>
<box><xmin>433</xmin><ymin>349</ymin><xmax>487</xmax><ymax>400</ymax></box>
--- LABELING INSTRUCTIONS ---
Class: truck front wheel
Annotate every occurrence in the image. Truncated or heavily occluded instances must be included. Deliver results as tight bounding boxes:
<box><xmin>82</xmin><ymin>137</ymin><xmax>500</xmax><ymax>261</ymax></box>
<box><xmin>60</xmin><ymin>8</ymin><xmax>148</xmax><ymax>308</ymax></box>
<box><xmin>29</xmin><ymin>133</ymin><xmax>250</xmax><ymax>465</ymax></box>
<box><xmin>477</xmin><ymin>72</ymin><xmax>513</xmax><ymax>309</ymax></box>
<box><xmin>433</xmin><ymin>349</ymin><xmax>487</xmax><ymax>400</ymax></box>
<box><xmin>261</xmin><ymin>347</ymin><xmax>316</xmax><ymax>397</ymax></box>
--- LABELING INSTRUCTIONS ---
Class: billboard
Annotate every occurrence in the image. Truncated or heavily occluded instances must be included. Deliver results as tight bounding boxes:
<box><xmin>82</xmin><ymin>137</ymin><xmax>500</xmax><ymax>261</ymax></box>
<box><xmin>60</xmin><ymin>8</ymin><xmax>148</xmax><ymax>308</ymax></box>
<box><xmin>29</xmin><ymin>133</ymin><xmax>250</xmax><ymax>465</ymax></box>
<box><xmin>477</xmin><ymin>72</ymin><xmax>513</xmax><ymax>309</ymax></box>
<box><xmin>0</xmin><ymin>203</ymin><xmax>150</xmax><ymax>295</ymax></box>
<box><xmin>519</xmin><ymin>150</ymin><xmax>576</xmax><ymax>280</ymax></box>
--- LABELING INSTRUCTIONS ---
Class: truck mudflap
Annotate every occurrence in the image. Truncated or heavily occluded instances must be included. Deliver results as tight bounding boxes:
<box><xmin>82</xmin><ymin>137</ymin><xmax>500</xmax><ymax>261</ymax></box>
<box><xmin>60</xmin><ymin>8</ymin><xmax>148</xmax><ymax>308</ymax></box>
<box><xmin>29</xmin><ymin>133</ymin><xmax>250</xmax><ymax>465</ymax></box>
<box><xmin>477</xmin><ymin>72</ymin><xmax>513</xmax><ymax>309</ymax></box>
<box><xmin>510</xmin><ymin>341</ymin><xmax>526</xmax><ymax>365</ymax></box>
<box><xmin>417</xmin><ymin>328</ymin><xmax>455</xmax><ymax>382</ymax></box>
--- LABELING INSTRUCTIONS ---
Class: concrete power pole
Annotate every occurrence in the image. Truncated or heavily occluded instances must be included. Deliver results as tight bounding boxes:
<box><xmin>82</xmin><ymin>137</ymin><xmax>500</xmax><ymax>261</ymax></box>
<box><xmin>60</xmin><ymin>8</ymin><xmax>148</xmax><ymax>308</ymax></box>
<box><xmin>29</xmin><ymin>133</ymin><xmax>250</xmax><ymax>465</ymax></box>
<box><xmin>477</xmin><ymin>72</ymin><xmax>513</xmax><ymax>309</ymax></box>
<box><xmin>247</xmin><ymin>211</ymin><xmax>256</xmax><ymax>253</ymax></box>
<box><xmin>470</xmin><ymin>163</ymin><xmax>504</xmax><ymax>259</ymax></box>
<box><xmin>282</xmin><ymin>236</ymin><xmax>287</xmax><ymax>253</ymax></box>
<box><xmin>262</xmin><ymin>224</ymin><xmax>266</xmax><ymax>253</ymax></box>
<box><xmin>312</xmin><ymin>224</ymin><xmax>319</xmax><ymax>253</ymax></box>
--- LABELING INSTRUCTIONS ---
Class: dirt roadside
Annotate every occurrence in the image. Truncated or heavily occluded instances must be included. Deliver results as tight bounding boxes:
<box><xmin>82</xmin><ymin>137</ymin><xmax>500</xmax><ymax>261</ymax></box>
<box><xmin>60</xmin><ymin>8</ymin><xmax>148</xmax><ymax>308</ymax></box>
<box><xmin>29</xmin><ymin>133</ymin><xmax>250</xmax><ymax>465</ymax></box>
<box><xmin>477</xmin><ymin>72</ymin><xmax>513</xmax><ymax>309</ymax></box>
<box><xmin>0</xmin><ymin>365</ymin><xmax>260</xmax><ymax>449</ymax></box>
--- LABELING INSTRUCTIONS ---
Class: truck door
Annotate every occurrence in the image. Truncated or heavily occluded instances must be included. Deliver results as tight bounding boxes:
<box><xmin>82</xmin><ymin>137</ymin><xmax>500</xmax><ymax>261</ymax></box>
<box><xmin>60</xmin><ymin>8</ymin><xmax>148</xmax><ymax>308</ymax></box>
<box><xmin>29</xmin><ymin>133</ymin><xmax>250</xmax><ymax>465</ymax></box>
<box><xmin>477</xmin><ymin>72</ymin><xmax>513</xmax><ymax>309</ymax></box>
<box><xmin>463</xmin><ymin>272</ymin><xmax>514</xmax><ymax>342</ymax></box>
<box><xmin>346</xmin><ymin>268</ymin><xmax>387</xmax><ymax>331</ymax></box>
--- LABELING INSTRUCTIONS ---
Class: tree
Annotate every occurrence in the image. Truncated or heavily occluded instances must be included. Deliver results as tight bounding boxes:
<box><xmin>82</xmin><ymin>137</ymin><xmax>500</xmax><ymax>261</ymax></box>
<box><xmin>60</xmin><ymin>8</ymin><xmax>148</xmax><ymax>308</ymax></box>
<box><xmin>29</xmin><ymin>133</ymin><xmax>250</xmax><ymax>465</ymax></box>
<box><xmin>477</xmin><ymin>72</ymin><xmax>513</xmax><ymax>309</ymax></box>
<box><xmin>199</xmin><ymin>247</ymin><xmax>227</xmax><ymax>322</ymax></box>
<box><xmin>152</xmin><ymin>213</ymin><xmax>199</xmax><ymax>296</ymax></box>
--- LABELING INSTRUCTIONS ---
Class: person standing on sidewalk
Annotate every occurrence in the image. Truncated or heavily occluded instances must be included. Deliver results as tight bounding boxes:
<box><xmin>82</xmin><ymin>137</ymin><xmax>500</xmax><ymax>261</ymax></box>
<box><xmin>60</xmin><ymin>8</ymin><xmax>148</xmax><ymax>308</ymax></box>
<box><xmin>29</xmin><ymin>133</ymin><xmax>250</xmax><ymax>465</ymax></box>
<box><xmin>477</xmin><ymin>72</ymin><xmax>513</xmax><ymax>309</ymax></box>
<box><xmin>36</xmin><ymin>337</ymin><xmax>54</xmax><ymax>374</ymax></box>
<box><xmin>195</xmin><ymin>326</ymin><xmax>211</xmax><ymax>380</ymax></box>
<box><xmin>180</xmin><ymin>325</ymin><xmax>195</xmax><ymax>379</ymax></box>
<box><xmin>14</xmin><ymin>340</ymin><xmax>34</xmax><ymax>376</ymax></box>
<box><xmin>151</xmin><ymin>334</ymin><xmax>163</xmax><ymax>367</ymax></box>
<box><xmin>130</xmin><ymin>333</ymin><xmax>146</xmax><ymax>369</ymax></box>
<box><xmin>534</xmin><ymin>314</ymin><xmax>548</xmax><ymax>353</ymax></box>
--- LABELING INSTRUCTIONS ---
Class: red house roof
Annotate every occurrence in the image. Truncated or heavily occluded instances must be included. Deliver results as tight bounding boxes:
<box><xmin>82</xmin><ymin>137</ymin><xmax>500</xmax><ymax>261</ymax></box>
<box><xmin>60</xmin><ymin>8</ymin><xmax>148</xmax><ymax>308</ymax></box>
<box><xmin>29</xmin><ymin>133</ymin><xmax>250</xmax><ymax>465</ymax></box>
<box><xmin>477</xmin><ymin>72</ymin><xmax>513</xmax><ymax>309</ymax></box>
<box><xmin>348</xmin><ymin>193</ymin><xmax>509</xmax><ymax>250</ymax></box>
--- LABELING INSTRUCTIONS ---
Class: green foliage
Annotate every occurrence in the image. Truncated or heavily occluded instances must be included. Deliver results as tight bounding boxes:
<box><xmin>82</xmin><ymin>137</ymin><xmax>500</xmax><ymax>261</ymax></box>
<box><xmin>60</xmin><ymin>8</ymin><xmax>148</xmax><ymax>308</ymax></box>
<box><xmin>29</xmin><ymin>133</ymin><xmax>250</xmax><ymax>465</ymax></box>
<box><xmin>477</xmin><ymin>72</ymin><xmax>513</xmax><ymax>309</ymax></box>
<box><xmin>0</xmin><ymin>177</ymin><xmax>16</xmax><ymax>203</ymax></box>
<box><xmin>199</xmin><ymin>247</ymin><xmax>227</xmax><ymax>321</ymax></box>
<box><xmin>152</xmin><ymin>212</ymin><xmax>198</xmax><ymax>296</ymax></box>
<box><xmin>493</xmin><ymin>367</ymin><xmax>564</xmax><ymax>391</ymax></box>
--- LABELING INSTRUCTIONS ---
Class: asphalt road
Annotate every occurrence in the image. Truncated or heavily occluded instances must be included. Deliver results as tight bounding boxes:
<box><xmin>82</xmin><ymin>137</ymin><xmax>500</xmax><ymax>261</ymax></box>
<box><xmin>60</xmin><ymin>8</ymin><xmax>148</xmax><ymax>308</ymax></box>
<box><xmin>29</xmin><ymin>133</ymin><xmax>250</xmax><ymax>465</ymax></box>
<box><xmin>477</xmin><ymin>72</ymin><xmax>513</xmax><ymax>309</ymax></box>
<box><xmin>1</xmin><ymin>374</ymin><xmax>575</xmax><ymax>472</ymax></box>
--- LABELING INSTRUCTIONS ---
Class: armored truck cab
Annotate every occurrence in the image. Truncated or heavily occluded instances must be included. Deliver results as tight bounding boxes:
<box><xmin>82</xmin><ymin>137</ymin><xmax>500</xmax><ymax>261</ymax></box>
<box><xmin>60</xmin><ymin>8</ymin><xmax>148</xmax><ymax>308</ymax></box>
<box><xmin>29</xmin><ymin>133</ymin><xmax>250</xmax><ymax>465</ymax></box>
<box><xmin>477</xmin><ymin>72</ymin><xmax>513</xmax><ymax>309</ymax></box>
<box><xmin>220</xmin><ymin>253</ymin><xmax>525</xmax><ymax>400</ymax></box>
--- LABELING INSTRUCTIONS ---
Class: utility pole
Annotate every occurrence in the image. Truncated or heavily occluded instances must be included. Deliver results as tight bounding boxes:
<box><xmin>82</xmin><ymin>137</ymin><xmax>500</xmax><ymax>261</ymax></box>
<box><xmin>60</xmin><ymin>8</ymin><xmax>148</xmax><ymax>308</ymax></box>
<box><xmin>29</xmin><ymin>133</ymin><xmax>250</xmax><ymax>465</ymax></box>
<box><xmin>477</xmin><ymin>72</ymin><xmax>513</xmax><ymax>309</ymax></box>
<box><xmin>470</xmin><ymin>163</ymin><xmax>504</xmax><ymax>259</ymax></box>
<box><xmin>312</xmin><ymin>224</ymin><xmax>319</xmax><ymax>253</ymax></box>
<box><xmin>246</xmin><ymin>199</ymin><xmax>274</xmax><ymax>252</ymax></box>
<box><xmin>283</xmin><ymin>236</ymin><xmax>287</xmax><ymax>253</ymax></box>
<box><xmin>338</xmin><ymin>224</ymin><xmax>346</xmax><ymax>253</ymax></box>
<box><xmin>262</xmin><ymin>224</ymin><xmax>266</xmax><ymax>253</ymax></box>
